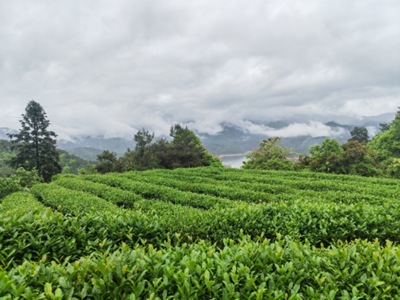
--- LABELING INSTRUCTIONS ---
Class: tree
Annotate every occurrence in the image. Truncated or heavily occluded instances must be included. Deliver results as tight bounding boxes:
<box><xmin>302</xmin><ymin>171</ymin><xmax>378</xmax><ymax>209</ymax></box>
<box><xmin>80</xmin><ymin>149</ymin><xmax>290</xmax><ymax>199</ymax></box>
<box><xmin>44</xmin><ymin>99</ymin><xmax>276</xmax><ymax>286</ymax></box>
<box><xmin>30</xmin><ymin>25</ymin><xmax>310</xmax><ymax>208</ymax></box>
<box><xmin>308</xmin><ymin>138</ymin><xmax>343</xmax><ymax>172</ymax></box>
<box><xmin>243</xmin><ymin>156</ymin><xmax>293</xmax><ymax>171</ymax></box>
<box><xmin>0</xmin><ymin>140</ymin><xmax>16</xmax><ymax>178</ymax></box>
<box><xmin>95</xmin><ymin>150</ymin><xmax>117</xmax><ymax>174</ymax></box>
<box><xmin>306</xmin><ymin>138</ymin><xmax>383</xmax><ymax>177</ymax></box>
<box><xmin>7</xmin><ymin>100</ymin><xmax>61</xmax><ymax>182</ymax></box>
<box><xmin>127</xmin><ymin>129</ymin><xmax>159</xmax><ymax>171</ymax></box>
<box><xmin>147</xmin><ymin>138</ymin><xmax>172</xmax><ymax>169</ymax></box>
<box><xmin>78</xmin><ymin>163</ymin><xmax>98</xmax><ymax>175</ymax></box>
<box><xmin>348</xmin><ymin>126</ymin><xmax>369</xmax><ymax>143</ymax></box>
<box><xmin>113</xmin><ymin>129</ymin><xmax>163</xmax><ymax>172</ymax></box>
<box><xmin>387</xmin><ymin>158</ymin><xmax>400</xmax><ymax>179</ymax></box>
<box><xmin>135</xmin><ymin>128</ymin><xmax>154</xmax><ymax>153</ymax></box>
<box><xmin>367</xmin><ymin>112</ymin><xmax>400</xmax><ymax>164</ymax></box>
<box><xmin>246</xmin><ymin>137</ymin><xmax>294</xmax><ymax>161</ymax></box>
<box><xmin>91</xmin><ymin>125</ymin><xmax>222</xmax><ymax>172</ymax></box>
<box><xmin>326</xmin><ymin>141</ymin><xmax>383</xmax><ymax>177</ymax></box>
<box><xmin>379</xmin><ymin>122</ymin><xmax>391</xmax><ymax>132</ymax></box>
<box><xmin>57</xmin><ymin>149</ymin><xmax>90</xmax><ymax>175</ymax></box>
<box><xmin>167</xmin><ymin>124</ymin><xmax>208</xmax><ymax>168</ymax></box>
<box><xmin>242</xmin><ymin>137</ymin><xmax>295</xmax><ymax>170</ymax></box>
<box><xmin>293</xmin><ymin>153</ymin><xmax>312</xmax><ymax>171</ymax></box>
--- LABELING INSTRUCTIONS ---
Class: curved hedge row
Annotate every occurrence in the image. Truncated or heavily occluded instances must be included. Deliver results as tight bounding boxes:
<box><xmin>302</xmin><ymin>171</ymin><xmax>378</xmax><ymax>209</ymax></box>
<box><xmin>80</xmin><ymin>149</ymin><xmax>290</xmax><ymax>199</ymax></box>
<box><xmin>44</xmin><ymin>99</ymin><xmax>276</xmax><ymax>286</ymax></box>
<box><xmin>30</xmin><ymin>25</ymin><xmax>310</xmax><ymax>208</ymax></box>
<box><xmin>122</xmin><ymin>172</ymin><xmax>395</xmax><ymax>205</ymax></box>
<box><xmin>171</xmin><ymin>167</ymin><xmax>400</xmax><ymax>186</ymax></box>
<box><xmin>53</xmin><ymin>176</ymin><xmax>144</xmax><ymax>208</ymax></box>
<box><xmin>133</xmin><ymin>197</ymin><xmax>400</xmax><ymax>246</ymax></box>
<box><xmin>0</xmin><ymin>192</ymin><xmax>45</xmax><ymax>216</ymax></box>
<box><xmin>121</xmin><ymin>172</ymin><xmax>280</xmax><ymax>204</ymax></box>
<box><xmin>82</xmin><ymin>174</ymin><xmax>235</xmax><ymax>209</ymax></box>
<box><xmin>0</xmin><ymin>190</ymin><xmax>166</xmax><ymax>266</ymax></box>
<box><xmin>2</xmin><ymin>237</ymin><xmax>400</xmax><ymax>299</ymax></box>
<box><xmin>165</xmin><ymin>169</ymin><xmax>400</xmax><ymax>197</ymax></box>
<box><xmin>31</xmin><ymin>183</ymin><xmax>120</xmax><ymax>215</ymax></box>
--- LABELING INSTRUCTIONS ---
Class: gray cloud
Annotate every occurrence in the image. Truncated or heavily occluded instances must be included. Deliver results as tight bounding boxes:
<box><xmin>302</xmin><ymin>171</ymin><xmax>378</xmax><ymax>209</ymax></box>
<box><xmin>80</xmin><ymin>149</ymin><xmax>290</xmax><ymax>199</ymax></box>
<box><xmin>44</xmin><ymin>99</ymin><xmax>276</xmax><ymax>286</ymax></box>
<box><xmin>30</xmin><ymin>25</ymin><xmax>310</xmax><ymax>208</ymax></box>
<box><xmin>0</xmin><ymin>0</ymin><xmax>399</xmax><ymax>139</ymax></box>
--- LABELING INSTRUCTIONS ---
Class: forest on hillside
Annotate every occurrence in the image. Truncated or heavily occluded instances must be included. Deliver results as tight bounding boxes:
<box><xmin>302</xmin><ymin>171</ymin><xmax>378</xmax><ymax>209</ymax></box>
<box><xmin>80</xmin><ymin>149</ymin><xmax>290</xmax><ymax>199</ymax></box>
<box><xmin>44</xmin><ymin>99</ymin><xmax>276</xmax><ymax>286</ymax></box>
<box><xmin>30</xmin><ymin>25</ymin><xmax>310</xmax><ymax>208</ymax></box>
<box><xmin>1</xmin><ymin>101</ymin><xmax>400</xmax><ymax>180</ymax></box>
<box><xmin>0</xmin><ymin>139</ymin><xmax>92</xmax><ymax>178</ymax></box>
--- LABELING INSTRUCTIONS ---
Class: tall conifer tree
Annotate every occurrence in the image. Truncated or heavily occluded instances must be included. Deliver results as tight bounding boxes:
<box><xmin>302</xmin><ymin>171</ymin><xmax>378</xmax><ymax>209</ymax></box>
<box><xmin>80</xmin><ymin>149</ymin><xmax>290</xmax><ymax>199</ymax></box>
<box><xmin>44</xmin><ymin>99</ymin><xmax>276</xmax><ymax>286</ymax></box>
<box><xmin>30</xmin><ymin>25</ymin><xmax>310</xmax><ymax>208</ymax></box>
<box><xmin>8</xmin><ymin>100</ymin><xmax>61</xmax><ymax>182</ymax></box>
<box><xmin>168</xmin><ymin>124</ymin><xmax>207</xmax><ymax>168</ymax></box>
<box><xmin>348</xmin><ymin>126</ymin><xmax>369</xmax><ymax>143</ymax></box>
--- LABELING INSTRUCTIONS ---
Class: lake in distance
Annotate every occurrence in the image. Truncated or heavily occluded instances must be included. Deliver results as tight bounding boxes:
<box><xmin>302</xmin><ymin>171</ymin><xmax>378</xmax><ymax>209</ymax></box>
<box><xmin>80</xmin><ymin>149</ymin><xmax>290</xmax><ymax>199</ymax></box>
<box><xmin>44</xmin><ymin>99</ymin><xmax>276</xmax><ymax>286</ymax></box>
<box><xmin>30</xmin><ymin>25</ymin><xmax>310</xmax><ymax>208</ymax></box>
<box><xmin>220</xmin><ymin>155</ymin><xmax>247</xmax><ymax>168</ymax></box>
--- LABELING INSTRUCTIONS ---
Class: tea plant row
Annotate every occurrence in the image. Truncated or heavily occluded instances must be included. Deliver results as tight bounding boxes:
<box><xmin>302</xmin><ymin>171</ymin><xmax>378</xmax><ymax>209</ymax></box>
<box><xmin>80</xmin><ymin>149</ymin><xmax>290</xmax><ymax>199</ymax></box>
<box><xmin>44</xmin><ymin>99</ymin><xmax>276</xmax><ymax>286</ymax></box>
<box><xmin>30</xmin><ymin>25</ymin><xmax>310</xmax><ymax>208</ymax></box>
<box><xmin>118</xmin><ymin>172</ymin><xmax>396</xmax><ymax>206</ymax></box>
<box><xmin>52</xmin><ymin>175</ymin><xmax>400</xmax><ymax>247</ymax></box>
<box><xmin>173</xmin><ymin>167</ymin><xmax>400</xmax><ymax>186</ymax></box>
<box><xmin>148</xmin><ymin>168</ymin><xmax>400</xmax><ymax>197</ymax></box>
<box><xmin>1</xmin><ymin>235</ymin><xmax>400</xmax><ymax>299</ymax></box>
<box><xmin>0</xmin><ymin>188</ymin><xmax>165</xmax><ymax>266</ymax></box>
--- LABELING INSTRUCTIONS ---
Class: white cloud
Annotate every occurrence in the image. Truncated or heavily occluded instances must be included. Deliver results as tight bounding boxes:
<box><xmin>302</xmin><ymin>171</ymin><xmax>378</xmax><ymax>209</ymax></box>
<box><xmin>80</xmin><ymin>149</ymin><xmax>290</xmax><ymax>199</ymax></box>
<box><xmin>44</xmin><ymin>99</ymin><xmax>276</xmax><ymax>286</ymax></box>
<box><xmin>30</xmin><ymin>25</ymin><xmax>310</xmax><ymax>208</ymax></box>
<box><xmin>264</xmin><ymin>122</ymin><xmax>346</xmax><ymax>138</ymax></box>
<box><xmin>0</xmin><ymin>0</ymin><xmax>399</xmax><ymax>138</ymax></box>
<box><xmin>366</xmin><ymin>126</ymin><xmax>378</xmax><ymax>138</ymax></box>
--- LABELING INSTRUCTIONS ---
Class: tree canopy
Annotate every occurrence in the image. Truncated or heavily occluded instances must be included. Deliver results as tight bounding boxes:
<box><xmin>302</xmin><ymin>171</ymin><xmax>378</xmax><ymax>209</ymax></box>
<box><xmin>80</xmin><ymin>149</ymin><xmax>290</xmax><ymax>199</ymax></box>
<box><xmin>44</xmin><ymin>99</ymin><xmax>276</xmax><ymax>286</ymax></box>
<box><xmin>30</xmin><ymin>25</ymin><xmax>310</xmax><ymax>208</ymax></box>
<box><xmin>7</xmin><ymin>101</ymin><xmax>61</xmax><ymax>182</ymax></box>
<box><xmin>379</xmin><ymin>122</ymin><xmax>391</xmax><ymax>132</ymax></box>
<box><xmin>94</xmin><ymin>125</ymin><xmax>223</xmax><ymax>174</ymax></box>
<box><xmin>367</xmin><ymin>113</ymin><xmax>400</xmax><ymax>164</ymax></box>
<box><xmin>95</xmin><ymin>150</ymin><xmax>118</xmax><ymax>174</ymax></box>
<box><xmin>299</xmin><ymin>138</ymin><xmax>383</xmax><ymax>177</ymax></box>
<box><xmin>167</xmin><ymin>124</ymin><xmax>208</xmax><ymax>168</ymax></box>
<box><xmin>326</xmin><ymin>141</ymin><xmax>383</xmax><ymax>177</ymax></box>
<box><xmin>242</xmin><ymin>137</ymin><xmax>295</xmax><ymax>170</ymax></box>
<box><xmin>0</xmin><ymin>140</ymin><xmax>16</xmax><ymax>178</ymax></box>
<box><xmin>307</xmin><ymin>138</ymin><xmax>343</xmax><ymax>172</ymax></box>
<box><xmin>348</xmin><ymin>126</ymin><xmax>369</xmax><ymax>143</ymax></box>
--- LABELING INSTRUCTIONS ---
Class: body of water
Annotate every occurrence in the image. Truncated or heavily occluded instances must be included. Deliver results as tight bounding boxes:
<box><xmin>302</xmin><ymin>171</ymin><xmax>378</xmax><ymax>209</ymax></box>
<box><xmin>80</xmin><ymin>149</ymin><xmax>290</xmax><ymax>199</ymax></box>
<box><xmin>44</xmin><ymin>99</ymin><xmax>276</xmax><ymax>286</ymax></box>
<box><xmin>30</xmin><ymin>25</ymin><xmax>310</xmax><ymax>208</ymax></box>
<box><xmin>220</xmin><ymin>155</ymin><xmax>247</xmax><ymax>168</ymax></box>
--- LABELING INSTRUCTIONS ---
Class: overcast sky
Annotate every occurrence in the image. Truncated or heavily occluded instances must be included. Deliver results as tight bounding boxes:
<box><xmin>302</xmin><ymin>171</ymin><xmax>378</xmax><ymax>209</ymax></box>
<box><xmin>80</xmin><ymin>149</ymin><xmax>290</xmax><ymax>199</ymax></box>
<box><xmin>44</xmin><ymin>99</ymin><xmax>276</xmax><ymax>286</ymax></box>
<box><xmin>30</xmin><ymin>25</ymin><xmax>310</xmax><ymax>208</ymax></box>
<box><xmin>0</xmin><ymin>0</ymin><xmax>399</xmax><ymax>139</ymax></box>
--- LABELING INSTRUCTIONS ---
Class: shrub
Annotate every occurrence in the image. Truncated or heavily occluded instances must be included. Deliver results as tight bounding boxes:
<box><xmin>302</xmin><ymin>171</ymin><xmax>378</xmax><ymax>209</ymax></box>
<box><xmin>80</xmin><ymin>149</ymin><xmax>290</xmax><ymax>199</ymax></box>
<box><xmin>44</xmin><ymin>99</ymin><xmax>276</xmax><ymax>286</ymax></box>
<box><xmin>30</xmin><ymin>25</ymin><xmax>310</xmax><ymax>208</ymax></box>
<box><xmin>387</xmin><ymin>158</ymin><xmax>400</xmax><ymax>178</ymax></box>
<box><xmin>0</xmin><ymin>167</ymin><xmax>42</xmax><ymax>199</ymax></box>
<box><xmin>243</xmin><ymin>156</ymin><xmax>294</xmax><ymax>171</ymax></box>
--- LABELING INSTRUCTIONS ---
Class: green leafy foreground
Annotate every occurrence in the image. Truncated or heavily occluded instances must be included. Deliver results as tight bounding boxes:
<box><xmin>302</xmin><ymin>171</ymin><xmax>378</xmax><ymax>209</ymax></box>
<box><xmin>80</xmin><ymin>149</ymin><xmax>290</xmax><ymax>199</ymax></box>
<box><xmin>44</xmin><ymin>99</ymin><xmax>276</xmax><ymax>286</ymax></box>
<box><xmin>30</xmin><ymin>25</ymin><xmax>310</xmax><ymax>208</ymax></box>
<box><xmin>0</xmin><ymin>191</ymin><xmax>164</xmax><ymax>267</ymax></box>
<box><xmin>2</xmin><ymin>168</ymin><xmax>400</xmax><ymax>299</ymax></box>
<box><xmin>1</xmin><ymin>235</ymin><xmax>399</xmax><ymax>299</ymax></box>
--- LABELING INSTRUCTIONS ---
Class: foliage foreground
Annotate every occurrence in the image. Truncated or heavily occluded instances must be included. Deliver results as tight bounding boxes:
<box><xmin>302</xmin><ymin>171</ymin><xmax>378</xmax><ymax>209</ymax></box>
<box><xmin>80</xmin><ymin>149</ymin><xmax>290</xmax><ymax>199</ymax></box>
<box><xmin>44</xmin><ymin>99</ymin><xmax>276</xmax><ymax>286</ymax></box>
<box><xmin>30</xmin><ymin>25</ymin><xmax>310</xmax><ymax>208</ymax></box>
<box><xmin>1</xmin><ymin>167</ymin><xmax>400</xmax><ymax>299</ymax></box>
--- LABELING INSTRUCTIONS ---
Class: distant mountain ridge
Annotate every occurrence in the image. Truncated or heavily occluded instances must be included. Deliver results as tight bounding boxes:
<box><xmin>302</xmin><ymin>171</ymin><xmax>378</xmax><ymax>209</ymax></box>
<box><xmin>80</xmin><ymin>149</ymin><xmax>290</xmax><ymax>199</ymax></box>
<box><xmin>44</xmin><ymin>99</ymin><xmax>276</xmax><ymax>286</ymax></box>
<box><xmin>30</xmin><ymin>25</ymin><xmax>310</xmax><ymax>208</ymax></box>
<box><xmin>1</xmin><ymin>112</ymin><xmax>395</xmax><ymax>159</ymax></box>
<box><xmin>324</xmin><ymin>121</ymin><xmax>355</xmax><ymax>131</ymax></box>
<box><xmin>58</xmin><ymin>136</ymin><xmax>136</xmax><ymax>157</ymax></box>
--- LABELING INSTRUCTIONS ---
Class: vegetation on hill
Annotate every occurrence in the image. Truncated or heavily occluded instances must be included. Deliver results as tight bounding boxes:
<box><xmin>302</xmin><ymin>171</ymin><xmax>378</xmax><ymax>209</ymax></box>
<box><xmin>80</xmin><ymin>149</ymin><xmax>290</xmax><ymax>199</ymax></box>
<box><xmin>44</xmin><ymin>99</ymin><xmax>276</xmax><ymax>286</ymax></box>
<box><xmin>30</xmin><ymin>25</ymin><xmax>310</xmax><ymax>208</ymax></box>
<box><xmin>0</xmin><ymin>143</ymin><xmax>92</xmax><ymax>177</ymax></box>
<box><xmin>0</xmin><ymin>139</ymin><xmax>16</xmax><ymax>177</ymax></box>
<box><xmin>242</xmin><ymin>109</ymin><xmax>400</xmax><ymax>178</ymax></box>
<box><xmin>0</xmin><ymin>140</ymin><xmax>90</xmax><ymax>178</ymax></box>
<box><xmin>1</xmin><ymin>101</ymin><xmax>95</xmax><ymax>179</ymax></box>
<box><xmin>1</xmin><ymin>102</ymin><xmax>220</xmax><ymax>179</ymax></box>
<box><xmin>294</xmin><ymin>140</ymin><xmax>384</xmax><ymax>177</ymax></box>
<box><xmin>62</xmin><ymin>146</ymin><xmax>103</xmax><ymax>161</ymax></box>
<box><xmin>368</xmin><ymin>111</ymin><xmax>400</xmax><ymax>172</ymax></box>
<box><xmin>58</xmin><ymin>149</ymin><xmax>92</xmax><ymax>174</ymax></box>
<box><xmin>87</xmin><ymin>125</ymin><xmax>223</xmax><ymax>174</ymax></box>
<box><xmin>242</xmin><ymin>137</ymin><xmax>295</xmax><ymax>171</ymax></box>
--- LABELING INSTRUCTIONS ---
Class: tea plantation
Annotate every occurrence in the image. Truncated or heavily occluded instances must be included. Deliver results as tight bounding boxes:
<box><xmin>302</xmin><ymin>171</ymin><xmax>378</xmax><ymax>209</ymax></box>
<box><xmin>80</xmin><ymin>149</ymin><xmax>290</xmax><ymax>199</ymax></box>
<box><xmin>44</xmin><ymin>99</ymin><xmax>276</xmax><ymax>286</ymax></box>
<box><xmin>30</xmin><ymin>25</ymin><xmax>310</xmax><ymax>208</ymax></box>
<box><xmin>1</xmin><ymin>168</ymin><xmax>400</xmax><ymax>299</ymax></box>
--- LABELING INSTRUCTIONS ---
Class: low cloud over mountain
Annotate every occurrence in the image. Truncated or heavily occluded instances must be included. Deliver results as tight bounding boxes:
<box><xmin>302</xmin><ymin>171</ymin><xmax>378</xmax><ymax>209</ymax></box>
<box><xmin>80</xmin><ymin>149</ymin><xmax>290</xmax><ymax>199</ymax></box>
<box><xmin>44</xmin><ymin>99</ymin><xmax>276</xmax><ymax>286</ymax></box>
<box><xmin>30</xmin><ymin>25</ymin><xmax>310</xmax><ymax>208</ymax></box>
<box><xmin>0</xmin><ymin>1</ymin><xmax>399</xmax><ymax>141</ymax></box>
